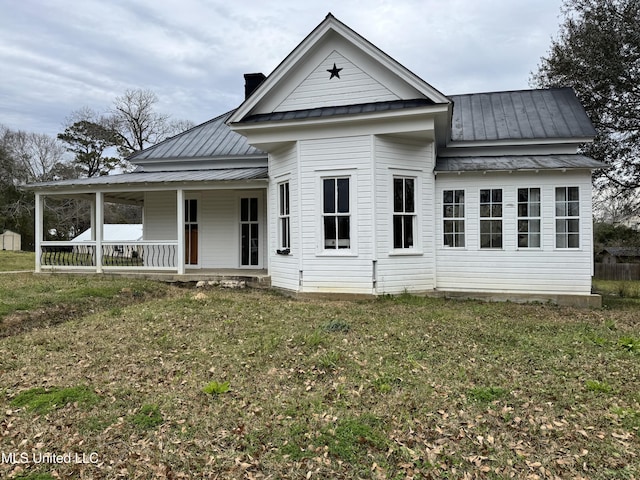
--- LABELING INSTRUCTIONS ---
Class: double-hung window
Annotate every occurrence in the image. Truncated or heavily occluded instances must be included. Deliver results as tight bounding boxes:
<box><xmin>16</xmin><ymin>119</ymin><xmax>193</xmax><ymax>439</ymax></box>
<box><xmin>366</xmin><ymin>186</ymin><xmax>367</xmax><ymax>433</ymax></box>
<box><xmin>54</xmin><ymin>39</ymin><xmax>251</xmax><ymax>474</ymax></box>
<box><xmin>278</xmin><ymin>181</ymin><xmax>290</xmax><ymax>250</ymax></box>
<box><xmin>323</xmin><ymin>177</ymin><xmax>350</xmax><ymax>249</ymax></box>
<box><xmin>443</xmin><ymin>189</ymin><xmax>465</xmax><ymax>247</ymax></box>
<box><xmin>517</xmin><ymin>188</ymin><xmax>541</xmax><ymax>248</ymax></box>
<box><xmin>555</xmin><ymin>186</ymin><xmax>580</xmax><ymax>248</ymax></box>
<box><xmin>393</xmin><ymin>177</ymin><xmax>416</xmax><ymax>249</ymax></box>
<box><xmin>480</xmin><ymin>188</ymin><xmax>503</xmax><ymax>249</ymax></box>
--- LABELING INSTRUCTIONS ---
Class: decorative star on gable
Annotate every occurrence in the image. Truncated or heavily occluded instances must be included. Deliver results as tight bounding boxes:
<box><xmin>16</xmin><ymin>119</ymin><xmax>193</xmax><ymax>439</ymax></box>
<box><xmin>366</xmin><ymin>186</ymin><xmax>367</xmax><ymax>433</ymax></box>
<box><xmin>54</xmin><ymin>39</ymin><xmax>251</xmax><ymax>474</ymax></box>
<box><xmin>327</xmin><ymin>63</ymin><xmax>342</xmax><ymax>79</ymax></box>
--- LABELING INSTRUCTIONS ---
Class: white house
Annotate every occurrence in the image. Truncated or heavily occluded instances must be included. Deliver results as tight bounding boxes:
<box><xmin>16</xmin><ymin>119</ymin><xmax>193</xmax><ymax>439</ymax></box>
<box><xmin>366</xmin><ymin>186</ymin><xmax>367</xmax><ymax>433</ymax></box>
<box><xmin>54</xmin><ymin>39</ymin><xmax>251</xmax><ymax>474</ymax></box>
<box><xmin>27</xmin><ymin>14</ymin><xmax>604</xmax><ymax>305</ymax></box>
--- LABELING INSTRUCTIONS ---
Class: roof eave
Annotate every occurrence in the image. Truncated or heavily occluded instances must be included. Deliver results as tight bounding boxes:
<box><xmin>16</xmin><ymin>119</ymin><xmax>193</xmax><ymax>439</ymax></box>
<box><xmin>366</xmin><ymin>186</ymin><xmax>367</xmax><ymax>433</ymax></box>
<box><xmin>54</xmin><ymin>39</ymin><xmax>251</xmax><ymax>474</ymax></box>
<box><xmin>27</xmin><ymin>177</ymin><xmax>269</xmax><ymax>195</ymax></box>
<box><xmin>444</xmin><ymin>136</ymin><xmax>595</xmax><ymax>150</ymax></box>
<box><xmin>231</xmin><ymin>103</ymin><xmax>449</xmax><ymax>133</ymax></box>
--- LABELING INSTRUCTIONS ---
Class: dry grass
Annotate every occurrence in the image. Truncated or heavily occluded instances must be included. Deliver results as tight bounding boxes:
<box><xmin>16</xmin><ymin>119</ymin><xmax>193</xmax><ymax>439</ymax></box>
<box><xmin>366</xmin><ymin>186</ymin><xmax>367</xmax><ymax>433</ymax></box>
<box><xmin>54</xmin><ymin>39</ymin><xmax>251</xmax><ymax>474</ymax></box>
<box><xmin>0</xmin><ymin>276</ymin><xmax>638</xmax><ymax>479</ymax></box>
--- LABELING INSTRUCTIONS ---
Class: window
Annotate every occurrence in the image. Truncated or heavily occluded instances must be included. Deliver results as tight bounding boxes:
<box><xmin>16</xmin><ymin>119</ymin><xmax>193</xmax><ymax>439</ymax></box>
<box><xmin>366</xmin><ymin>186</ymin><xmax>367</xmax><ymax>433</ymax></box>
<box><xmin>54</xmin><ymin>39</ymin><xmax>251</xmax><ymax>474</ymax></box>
<box><xmin>480</xmin><ymin>189</ymin><xmax>503</xmax><ymax>249</ymax></box>
<box><xmin>323</xmin><ymin>177</ymin><xmax>350</xmax><ymax>249</ymax></box>
<box><xmin>517</xmin><ymin>188</ymin><xmax>541</xmax><ymax>248</ymax></box>
<box><xmin>443</xmin><ymin>189</ymin><xmax>465</xmax><ymax>247</ymax></box>
<box><xmin>278</xmin><ymin>181</ymin><xmax>290</xmax><ymax>250</ymax></box>
<box><xmin>393</xmin><ymin>177</ymin><xmax>416</xmax><ymax>249</ymax></box>
<box><xmin>555</xmin><ymin>186</ymin><xmax>580</xmax><ymax>248</ymax></box>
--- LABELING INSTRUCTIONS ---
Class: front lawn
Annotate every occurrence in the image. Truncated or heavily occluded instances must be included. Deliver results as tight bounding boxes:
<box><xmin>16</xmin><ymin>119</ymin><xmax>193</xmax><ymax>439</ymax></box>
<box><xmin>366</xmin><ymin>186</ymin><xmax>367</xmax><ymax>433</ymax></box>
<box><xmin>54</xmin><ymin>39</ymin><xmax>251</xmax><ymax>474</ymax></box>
<box><xmin>0</xmin><ymin>276</ymin><xmax>638</xmax><ymax>479</ymax></box>
<box><xmin>0</xmin><ymin>250</ymin><xmax>34</xmax><ymax>272</ymax></box>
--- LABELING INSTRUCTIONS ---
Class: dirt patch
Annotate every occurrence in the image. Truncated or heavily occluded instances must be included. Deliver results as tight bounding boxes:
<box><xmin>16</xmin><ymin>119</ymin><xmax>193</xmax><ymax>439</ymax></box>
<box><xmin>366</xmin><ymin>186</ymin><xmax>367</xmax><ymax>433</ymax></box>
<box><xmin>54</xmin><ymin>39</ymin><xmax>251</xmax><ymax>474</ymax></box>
<box><xmin>0</xmin><ymin>288</ymin><xmax>166</xmax><ymax>338</ymax></box>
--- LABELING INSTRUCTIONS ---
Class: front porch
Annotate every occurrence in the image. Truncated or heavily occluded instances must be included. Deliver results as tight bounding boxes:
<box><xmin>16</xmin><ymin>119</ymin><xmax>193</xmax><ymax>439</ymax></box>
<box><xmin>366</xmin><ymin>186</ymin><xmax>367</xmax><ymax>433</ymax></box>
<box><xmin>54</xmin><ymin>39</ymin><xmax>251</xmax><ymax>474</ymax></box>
<box><xmin>28</xmin><ymin>167</ymin><xmax>270</xmax><ymax>278</ymax></box>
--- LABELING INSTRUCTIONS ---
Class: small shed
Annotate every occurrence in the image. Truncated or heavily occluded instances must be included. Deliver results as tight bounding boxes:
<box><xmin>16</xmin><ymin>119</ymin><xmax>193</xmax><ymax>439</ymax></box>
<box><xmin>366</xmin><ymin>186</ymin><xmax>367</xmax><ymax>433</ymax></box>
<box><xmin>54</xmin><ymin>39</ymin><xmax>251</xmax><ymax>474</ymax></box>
<box><xmin>597</xmin><ymin>247</ymin><xmax>640</xmax><ymax>264</ymax></box>
<box><xmin>1</xmin><ymin>230</ymin><xmax>21</xmax><ymax>251</ymax></box>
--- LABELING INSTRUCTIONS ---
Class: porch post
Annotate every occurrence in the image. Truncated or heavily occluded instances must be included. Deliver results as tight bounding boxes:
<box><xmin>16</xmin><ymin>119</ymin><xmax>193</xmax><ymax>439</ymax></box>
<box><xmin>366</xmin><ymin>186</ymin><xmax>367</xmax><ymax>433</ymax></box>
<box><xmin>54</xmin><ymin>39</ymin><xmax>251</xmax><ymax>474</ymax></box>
<box><xmin>95</xmin><ymin>191</ymin><xmax>103</xmax><ymax>273</ymax></box>
<box><xmin>34</xmin><ymin>193</ymin><xmax>43</xmax><ymax>273</ymax></box>
<box><xmin>177</xmin><ymin>188</ymin><xmax>185</xmax><ymax>275</ymax></box>
<box><xmin>90</xmin><ymin>197</ymin><xmax>96</xmax><ymax>241</ymax></box>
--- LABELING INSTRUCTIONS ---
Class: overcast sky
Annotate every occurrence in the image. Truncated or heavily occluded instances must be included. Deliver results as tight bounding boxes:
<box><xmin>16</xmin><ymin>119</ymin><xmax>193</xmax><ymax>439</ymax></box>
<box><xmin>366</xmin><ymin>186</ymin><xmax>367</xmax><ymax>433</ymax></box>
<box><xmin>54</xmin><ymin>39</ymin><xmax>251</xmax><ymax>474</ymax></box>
<box><xmin>0</xmin><ymin>0</ymin><xmax>564</xmax><ymax>138</ymax></box>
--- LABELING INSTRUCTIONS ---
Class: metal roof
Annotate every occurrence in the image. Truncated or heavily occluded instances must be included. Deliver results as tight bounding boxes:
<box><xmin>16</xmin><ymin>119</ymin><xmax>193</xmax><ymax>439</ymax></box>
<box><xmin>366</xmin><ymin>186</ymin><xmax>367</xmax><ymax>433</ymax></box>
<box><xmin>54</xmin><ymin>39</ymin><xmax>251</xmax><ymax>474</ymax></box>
<box><xmin>73</xmin><ymin>224</ymin><xmax>143</xmax><ymax>242</ymax></box>
<box><xmin>27</xmin><ymin>167</ymin><xmax>269</xmax><ymax>190</ymax></box>
<box><xmin>434</xmin><ymin>155</ymin><xmax>605</xmax><ymax>173</ymax></box>
<box><xmin>601</xmin><ymin>247</ymin><xmax>640</xmax><ymax>257</ymax></box>
<box><xmin>128</xmin><ymin>111</ymin><xmax>266</xmax><ymax>162</ymax></box>
<box><xmin>239</xmin><ymin>98</ymin><xmax>436</xmax><ymax>123</ymax></box>
<box><xmin>449</xmin><ymin>88</ymin><xmax>597</xmax><ymax>142</ymax></box>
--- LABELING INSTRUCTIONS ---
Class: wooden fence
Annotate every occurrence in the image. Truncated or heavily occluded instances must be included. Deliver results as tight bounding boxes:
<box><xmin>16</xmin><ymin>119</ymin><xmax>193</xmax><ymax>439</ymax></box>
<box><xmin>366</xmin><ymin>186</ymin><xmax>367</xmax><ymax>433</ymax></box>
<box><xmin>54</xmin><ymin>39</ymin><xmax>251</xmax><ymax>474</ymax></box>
<box><xmin>594</xmin><ymin>263</ymin><xmax>640</xmax><ymax>281</ymax></box>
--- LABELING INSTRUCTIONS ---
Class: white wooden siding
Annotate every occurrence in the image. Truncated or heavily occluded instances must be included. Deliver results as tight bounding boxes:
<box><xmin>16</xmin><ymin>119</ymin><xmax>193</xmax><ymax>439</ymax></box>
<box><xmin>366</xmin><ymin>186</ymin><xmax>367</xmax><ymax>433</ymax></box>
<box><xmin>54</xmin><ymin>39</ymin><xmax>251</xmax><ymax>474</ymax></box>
<box><xmin>275</xmin><ymin>50</ymin><xmax>399</xmax><ymax>112</ymax></box>
<box><xmin>199</xmin><ymin>191</ymin><xmax>238</xmax><ymax>269</ymax></box>
<box><xmin>435</xmin><ymin>171</ymin><xmax>594</xmax><ymax>295</ymax></box>
<box><xmin>298</xmin><ymin>136</ymin><xmax>375</xmax><ymax>293</ymax></box>
<box><xmin>268</xmin><ymin>143</ymin><xmax>300</xmax><ymax>290</ymax></box>
<box><xmin>143</xmin><ymin>191</ymin><xmax>177</xmax><ymax>240</ymax></box>
<box><xmin>374</xmin><ymin>136</ymin><xmax>436</xmax><ymax>294</ymax></box>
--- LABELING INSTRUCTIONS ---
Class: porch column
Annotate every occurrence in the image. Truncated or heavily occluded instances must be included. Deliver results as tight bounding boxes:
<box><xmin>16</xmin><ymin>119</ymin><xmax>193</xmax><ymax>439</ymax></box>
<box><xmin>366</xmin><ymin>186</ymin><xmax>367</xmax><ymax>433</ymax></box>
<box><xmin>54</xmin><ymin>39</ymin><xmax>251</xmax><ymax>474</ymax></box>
<box><xmin>90</xmin><ymin>197</ymin><xmax>96</xmax><ymax>241</ymax></box>
<box><xmin>176</xmin><ymin>188</ymin><xmax>185</xmax><ymax>275</ymax></box>
<box><xmin>34</xmin><ymin>193</ymin><xmax>43</xmax><ymax>273</ymax></box>
<box><xmin>95</xmin><ymin>191</ymin><xmax>103</xmax><ymax>273</ymax></box>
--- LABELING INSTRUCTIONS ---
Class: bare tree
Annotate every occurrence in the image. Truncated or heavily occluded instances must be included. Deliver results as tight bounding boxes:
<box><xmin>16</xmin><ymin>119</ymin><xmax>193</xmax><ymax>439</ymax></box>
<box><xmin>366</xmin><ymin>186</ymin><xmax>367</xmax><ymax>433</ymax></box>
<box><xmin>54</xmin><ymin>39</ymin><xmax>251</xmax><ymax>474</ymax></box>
<box><xmin>593</xmin><ymin>187</ymin><xmax>640</xmax><ymax>224</ymax></box>
<box><xmin>111</xmin><ymin>89</ymin><xmax>169</xmax><ymax>157</ymax></box>
<box><xmin>110</xmin><ymin>89</ymin><xmax>195</xmax><ymax>157</ymax></box>
<box><xmin>0</xmin><ymin>125</ymin><xmax>65</xmax><ymax>183</ymax></box>
<box><xmin>0</xmin><ymin>125</ymin><xmax>67</xmax><ymax>249</ymax></box>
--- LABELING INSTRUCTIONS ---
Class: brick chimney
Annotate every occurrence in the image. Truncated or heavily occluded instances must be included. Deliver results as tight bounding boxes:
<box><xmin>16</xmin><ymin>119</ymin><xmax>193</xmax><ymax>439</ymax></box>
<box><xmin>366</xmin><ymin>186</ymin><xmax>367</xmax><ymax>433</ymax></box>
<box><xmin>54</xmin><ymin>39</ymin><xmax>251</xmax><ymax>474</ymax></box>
<box><xmin>244</xmin><ymin>73</ymin><xmax>266</xmax><ymax>99</ymax></box>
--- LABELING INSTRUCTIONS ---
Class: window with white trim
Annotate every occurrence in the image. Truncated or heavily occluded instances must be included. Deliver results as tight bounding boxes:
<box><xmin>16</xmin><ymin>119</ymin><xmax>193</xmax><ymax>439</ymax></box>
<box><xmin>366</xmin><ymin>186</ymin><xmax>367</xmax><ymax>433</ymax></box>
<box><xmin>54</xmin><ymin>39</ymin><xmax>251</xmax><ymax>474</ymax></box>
<box><xmin>443</xmin><ymin>189</ymin><xmax>465</xmax><ymax>247</ymax></box>
<box><xmin>555</xmin><ymin>186</ymin><xmax>580</xmax><ymax>248</ymax></box>
<box><xmin>393</xmin><ymin>177</ymin><xmax>416</xmax><ymax>249</ymax></box>
<box><xmin>278</xmin><ymin>181</ymin><xmax>290</xmax><ymax>250</ymax></box>
<box><xmin>517</xmin><ymin>188</ymin><xmax>541</xmax><ymax>248</ymax></box>
<box><xmin>322</xmin><ymin>177</ymin><xmax>350</xmax><ymax>249</ymax></box>
<box><xmin>480</xmin><ymin>188</ymin><xmax>503</xmax><ymax>249</ymax></box>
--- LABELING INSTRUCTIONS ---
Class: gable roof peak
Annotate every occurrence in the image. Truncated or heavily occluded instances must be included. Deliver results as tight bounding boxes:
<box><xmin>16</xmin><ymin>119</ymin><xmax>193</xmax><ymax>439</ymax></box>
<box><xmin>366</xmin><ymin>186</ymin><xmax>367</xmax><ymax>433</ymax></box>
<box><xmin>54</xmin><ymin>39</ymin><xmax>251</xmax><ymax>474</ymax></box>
<box><xmin>228</xmin><ymin>14</ymin><xmax>449</xmax><ymax>124</ymax></box>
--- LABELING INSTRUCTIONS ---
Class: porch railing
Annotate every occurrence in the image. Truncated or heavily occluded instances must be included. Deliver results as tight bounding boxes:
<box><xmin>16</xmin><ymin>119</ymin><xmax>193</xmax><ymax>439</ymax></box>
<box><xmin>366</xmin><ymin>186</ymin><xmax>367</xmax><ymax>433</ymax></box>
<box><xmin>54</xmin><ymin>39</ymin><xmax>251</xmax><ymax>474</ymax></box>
<box><xmin>40</xmin><ymin>241</ymin><xmax>178</xmax><ymax>270</ymax></box>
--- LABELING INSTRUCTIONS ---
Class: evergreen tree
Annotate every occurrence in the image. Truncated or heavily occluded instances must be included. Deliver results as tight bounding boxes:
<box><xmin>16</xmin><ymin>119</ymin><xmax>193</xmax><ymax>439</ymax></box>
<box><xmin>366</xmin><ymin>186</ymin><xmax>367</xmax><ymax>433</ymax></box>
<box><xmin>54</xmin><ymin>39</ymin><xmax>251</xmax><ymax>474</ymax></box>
<box><xmin>532</xmin><ymin>0</ymin><xmax>640</xmax><ymax>193</ymax></box>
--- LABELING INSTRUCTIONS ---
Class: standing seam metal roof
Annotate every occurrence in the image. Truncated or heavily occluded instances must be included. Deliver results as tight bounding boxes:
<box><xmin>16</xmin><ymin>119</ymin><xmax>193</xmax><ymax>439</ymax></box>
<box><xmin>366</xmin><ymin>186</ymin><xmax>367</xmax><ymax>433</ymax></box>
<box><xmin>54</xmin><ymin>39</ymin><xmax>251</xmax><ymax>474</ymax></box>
<box><xmin>125</xmin><ymin>89</ymin><xmax>596</xmax><ymax>165</ymax></box>
<box><xmin>26</xmin><ymin>167</ymin><xmax>269</xmax><ymax>189</ymax></box>
<box><xmin>128</xmin><ymin>110</ymin><xmax>266</xmax><ymax>162</ymax></box>
<box><xmin>239</xmin><ymin>98</ymin><xmax>436</xmax><ymax>123</ymax></box>
<box><xmin>435</xmin><ymin>155</ymin><xmax>604</xmax><ymax>172</ymax></box>
<box><xmin>449</xmin><ymin>88</ymin><xmax>597</xmax><ymax>142</ymax></box>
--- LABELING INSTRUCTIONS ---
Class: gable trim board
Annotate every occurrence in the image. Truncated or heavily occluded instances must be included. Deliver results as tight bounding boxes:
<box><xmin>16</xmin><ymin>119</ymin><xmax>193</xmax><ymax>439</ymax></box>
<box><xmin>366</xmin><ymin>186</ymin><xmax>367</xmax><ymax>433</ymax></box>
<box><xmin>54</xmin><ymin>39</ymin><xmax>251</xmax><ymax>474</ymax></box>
<box><xmin>26</xmin><ymin>14</ymin><xmax>605</xmax><ymax>305</ymax></box>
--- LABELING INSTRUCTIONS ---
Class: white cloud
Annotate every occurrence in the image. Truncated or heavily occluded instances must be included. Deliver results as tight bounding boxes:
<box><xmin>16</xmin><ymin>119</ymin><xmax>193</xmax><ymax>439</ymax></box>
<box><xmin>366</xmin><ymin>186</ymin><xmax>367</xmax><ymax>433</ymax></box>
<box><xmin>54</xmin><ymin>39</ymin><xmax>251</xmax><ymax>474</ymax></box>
<box><xmin>0</xmin><ymin>0</ymin><xmax>563</xmax><ymax>136</ymax></box>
